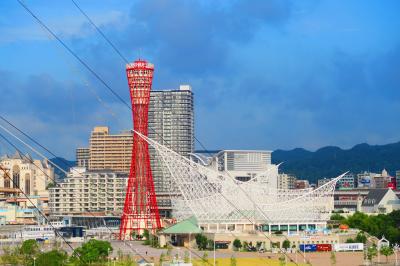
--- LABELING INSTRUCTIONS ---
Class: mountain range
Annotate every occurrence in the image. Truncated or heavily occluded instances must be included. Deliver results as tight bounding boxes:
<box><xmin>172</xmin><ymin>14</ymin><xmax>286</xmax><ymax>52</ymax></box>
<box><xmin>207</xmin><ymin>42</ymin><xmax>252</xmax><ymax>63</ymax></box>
<box><xmin>49</xmin><ymin>157</ymin><xmax>75</xmax><ymax>180</ymax></box>
<box><xmin>272</xmin><ymin>141</ymin><xmax>400</xmax><ymax>183</ymax></box>
<box><xmin>48</xmin><ymin>141</ymin><xmax>400</xmax><ymax>184</ymax></box>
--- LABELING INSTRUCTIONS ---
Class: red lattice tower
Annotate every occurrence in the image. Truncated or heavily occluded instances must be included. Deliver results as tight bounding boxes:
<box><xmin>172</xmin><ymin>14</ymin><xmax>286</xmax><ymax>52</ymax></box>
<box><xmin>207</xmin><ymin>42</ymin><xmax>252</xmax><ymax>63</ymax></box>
<box><xmin>119</xmin><ymin>59</ymin><xmax>161</xmax><ymax>239</ymax></box>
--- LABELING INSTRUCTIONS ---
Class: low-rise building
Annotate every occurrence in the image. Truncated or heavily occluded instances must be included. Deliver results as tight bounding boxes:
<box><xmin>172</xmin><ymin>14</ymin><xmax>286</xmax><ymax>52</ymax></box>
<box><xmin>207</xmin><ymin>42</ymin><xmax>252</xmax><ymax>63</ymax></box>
<box><xmin>192</xmin><ymin>150</ymin><xmax>274</xmax><ymax>185</ymax></box>
<box><xmin>278</xmin><ymin>173</ymin><xmax>296</xmax><ymax>189</ymax></box>
<box><xmin>48</xmin><ymin>167</ymin><xmax>127</xmax><ymax>216</ymax></box>
<box><xmin>374</xmin><ymin>169</ymin><xmax>392</xmax><ymax>189</ymax></box>
<box><xmin>396</xmin><ymin>170</ymin><xmax>400</xmax><ymax>190</ymax></box>
<box><xmin>357</xmin><ymin>171</ymin><xmax>377</xmax><ymax>188</ymax></box>
<box><xmin>361</xmin><ymin>188</ymin><xmax>400</xmax><ymax>214</ymax></box>
<box><xmin>336</xmin><ymin>173</ymin><xmax>355</xmax><ymax>190</ymax></box>
<box><xmin>318</xmin><ymin>178</ymin><xmax>332</xmax><ymax>187</ymax></box>
<box><xmin>295</xmin><ymin>180</ymin><xmax>310</xmax><ymax>189</ymax></box>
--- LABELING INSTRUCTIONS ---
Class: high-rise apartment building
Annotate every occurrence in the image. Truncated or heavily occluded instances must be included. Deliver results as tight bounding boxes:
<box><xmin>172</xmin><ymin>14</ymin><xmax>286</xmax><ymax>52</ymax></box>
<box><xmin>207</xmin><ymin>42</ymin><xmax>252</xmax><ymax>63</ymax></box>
<box><xmin>148</xmin><ymin>85</ymin><xmax>194</xmax><ymax>193</ymax></box>
<box><xmin>88</xmin><ymin>126</ymin><xmax>133</xmax><ymax>173</ymax></box>
<box><xmin>76</xmin><ymin>148</ymin><xmax>90</xmax><ymax>168</ymax></box>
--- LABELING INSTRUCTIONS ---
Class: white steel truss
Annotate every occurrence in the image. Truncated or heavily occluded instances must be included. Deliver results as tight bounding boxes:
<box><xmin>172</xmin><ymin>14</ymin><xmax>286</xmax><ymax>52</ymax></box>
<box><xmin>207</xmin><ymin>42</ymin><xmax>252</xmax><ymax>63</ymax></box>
<box><xmin>135</xmin><ymin>131</ymin><xmax>344</xmax><ymax>225</ymax></box>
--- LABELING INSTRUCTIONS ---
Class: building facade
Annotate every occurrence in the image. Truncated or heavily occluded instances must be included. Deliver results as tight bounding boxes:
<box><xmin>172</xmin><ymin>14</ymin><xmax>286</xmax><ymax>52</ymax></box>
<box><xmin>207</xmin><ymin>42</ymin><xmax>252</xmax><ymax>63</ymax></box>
<box><xmin>361</xmin><ymin>189</ymin><xmax>400</xmax><ymax>214</ymax></box>
<box><xmin>295</xmin><ymin>180</ymin><xmax>310</xmax><ymax>189</ymax></box>
<box><xmin>88</xmin><ymin>126</ymin><xmax>133</xmax><ymax>173</ymax></box>
<box><xmin>76</xmin><ymin>148</ymin><xmax>90</xmax><ymax>169</ymax></box>
<box><xmin>396</xmin><ymin>170</ymin><xmax>400</xmax><ymax>190</ymax></box>
<box><xmin>357</xmin><ymin>171</ymin><xmax>377</xmax><ymax>188</ymax></box>
<box><xmin>191</xmin><ymin>150</ymin><xmax>275</xmax><ymax>187</ymax></box>
<box><xmin>49</xmin><ymin>167</ymin><xmax>127</xmax><ymax>216</ymax></box>
<box><xmin>336</xmin><ymin>173</ymin><xmax>355</xmax><ymax>190</ymax></box>
<box><xmin>0</xmin><ymin>152</ymin><xmax>53</xmax><ymax>198</ymax></box>
<box><xmin>374</xmin><ymin>169</ymin><xmax>392</xmax><ymax>189</ymax></box>
<box><xmin>277</xmin><ymin>173</ymin><xmax>296</xmax><ymax>189</ymax></box>
<box><xmin>317</xmin><ymin>178</ymin><xmax>332</xmax><ymax>187</ymax></box>
<box><xmin>148</xmin><ymin>85</ymin><xmax>194</xmax><ymax>194</ymax></box>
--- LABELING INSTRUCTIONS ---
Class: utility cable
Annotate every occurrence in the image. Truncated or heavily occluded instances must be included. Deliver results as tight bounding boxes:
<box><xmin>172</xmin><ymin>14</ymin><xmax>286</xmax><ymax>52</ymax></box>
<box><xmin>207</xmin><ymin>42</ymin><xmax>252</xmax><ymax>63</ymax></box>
<box><xmin>16</xmin><ymin>0</ymin><xmax>131</xmax><ymax>110</ymax></box>
<box><xmin>0</xmin><ymin>137</ymin><xmax>80</xmax><ymax>258</ymax></box>
<box><xmin>71</xmin><ymin>0</ymin><xmax>129</xmax><ymax>64</ymax></box>
<box><xmin>0</xmin><ymin>123</ymin><xmax>148</xmax><ymax>261</ymax></box>
<box><xmin>15</xmin><ymin>2</ymin><xmax>320</xmax><ymax>263</ymax></box>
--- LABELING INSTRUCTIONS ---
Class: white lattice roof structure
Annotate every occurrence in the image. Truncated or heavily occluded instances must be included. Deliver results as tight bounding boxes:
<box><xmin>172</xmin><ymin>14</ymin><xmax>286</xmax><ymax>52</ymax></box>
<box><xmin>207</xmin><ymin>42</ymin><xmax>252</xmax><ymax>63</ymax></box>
<box><xmin>137</xmin><ymin>131</ymin><xmax>343</xmax><ymax>226</ymax></box>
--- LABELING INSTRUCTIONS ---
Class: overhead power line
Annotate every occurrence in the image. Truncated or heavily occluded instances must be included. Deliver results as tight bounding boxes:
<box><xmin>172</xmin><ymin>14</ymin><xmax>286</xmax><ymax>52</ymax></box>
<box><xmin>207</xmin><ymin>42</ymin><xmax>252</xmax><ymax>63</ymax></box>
<box><xmin>71</xmin><ymin>0</ymin><xmax>129</xmax><ymax>64</ymax></box>
<box><xmin>0</xmin><ymin>121</ymin><xmax>149</xmax><ymax>261</ymax></box>
<box><xmin>16</xmin><ymin>2</ymin><xmax>304</xmax><ymax>264</ymax></box>
<box><xmin>0</xmin><ymin>134</ymin><xmax>80</xmax><ymax>258</ymax></box>
<box><xmin>16</xmin><ymin>0</ymin><xmax>131</xmax><ymax>110</ymax></box>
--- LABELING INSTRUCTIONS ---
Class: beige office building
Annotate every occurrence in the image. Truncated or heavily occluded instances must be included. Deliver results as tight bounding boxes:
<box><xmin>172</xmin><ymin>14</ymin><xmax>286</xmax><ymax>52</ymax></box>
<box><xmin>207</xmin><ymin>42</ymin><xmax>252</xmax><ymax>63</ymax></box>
<box><xmin>0</xmin><ymin>152</ymin><xmax>53</xmax><ymax>198</ymax></box>
<box><xmin>88</xmin><ymin>126</ymin><xmax>133</xmax><ymax>173</ymax></box>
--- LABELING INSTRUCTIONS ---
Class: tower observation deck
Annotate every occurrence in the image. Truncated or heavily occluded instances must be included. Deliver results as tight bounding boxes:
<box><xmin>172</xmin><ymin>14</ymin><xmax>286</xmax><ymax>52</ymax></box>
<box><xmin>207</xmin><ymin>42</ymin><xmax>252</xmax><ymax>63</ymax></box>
<box><xmin>119</xmin><ymin>59</ymin><xmax>161</xmax><ymax>239</ymax></box>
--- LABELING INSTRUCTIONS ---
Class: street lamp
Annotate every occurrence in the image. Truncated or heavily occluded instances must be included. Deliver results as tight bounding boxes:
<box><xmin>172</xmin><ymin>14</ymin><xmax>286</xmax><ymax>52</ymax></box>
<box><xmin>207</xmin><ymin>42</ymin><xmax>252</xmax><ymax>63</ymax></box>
<box><xmin>33</xmin><ymin>257</ymin><xmax>36</xmax><ymax>266</ymax></box>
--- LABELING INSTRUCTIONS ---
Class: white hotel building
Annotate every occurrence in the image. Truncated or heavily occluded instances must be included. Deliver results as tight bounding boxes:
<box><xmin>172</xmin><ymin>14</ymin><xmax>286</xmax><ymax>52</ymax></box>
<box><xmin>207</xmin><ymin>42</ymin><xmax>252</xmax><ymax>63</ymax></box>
<box><xmin>48</xmin><ymin>167</ymin><xmax>127</xmax><ymax>216</ymax></box>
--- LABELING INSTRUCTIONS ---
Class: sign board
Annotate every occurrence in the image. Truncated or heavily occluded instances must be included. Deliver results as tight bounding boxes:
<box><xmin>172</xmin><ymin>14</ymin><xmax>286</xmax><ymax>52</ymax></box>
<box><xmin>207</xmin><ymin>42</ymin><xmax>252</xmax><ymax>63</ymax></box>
<box><xmin>334</xmin><ymin>243</ymin><xmax>364</xmax><ymax>251</ymax></box>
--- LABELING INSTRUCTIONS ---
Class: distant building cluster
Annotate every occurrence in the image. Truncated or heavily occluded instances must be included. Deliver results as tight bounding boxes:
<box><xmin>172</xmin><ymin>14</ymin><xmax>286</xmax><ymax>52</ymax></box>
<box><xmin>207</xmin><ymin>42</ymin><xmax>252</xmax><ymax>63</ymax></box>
<box><xmin>1</xmin><ymin>80</ymin><xmax>400</xmax><ymax>227</ymax></box>
<box><xmin>0</xmin><ymin>152</ymin><xmax>54</xmax><ymax>225</ymax></box>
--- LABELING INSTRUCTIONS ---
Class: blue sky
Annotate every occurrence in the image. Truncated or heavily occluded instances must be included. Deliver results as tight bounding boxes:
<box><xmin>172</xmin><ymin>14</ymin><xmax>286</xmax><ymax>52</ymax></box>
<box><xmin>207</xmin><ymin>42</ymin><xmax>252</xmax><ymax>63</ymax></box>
<box><xmin>0</xmin><ymin>0</ymin><xmax>399</xmax><ymax>159</ymax></box>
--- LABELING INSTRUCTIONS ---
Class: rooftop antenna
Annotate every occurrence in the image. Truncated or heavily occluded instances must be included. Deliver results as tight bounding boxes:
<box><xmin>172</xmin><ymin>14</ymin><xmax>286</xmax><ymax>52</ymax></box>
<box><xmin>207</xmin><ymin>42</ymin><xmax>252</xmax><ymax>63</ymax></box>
<box><xmin>138</xmin><ymin>48</ymin><xmax>142</xmax><ymax>61</ymax></box>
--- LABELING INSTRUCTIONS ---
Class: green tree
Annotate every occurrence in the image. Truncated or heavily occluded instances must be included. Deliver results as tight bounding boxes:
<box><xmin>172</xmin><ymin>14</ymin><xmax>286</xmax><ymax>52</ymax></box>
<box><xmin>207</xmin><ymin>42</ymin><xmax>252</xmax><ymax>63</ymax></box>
<box><xmin>230</xmin><ymin>255</ymin><xmax>237</xmax><ymax>266</ymax></box>
<box><xmin>184</xmin><ymin>251</ymin><xmax>189</xmax><ymax>263</ymax></box>
<box><xmin>345</xmin><ymin>238</ymin><xmax>355</xmax><ymax>243</ymax></box>
<box><xmin>279</xmin><ymin>254</ymin><xmax>285</xmax><ymax>266</ymax></box>
<box><xmin>232</xmin><ymin>239</ymin><xmax>242</xmax><ymax>251</ymax></box>
<box><xmin>355</xmin><ymin>232</ymin><xmax>367</xmax><ymax>244</ymax></box>
<box><xmin>207</xmin><ymin>239</ymin><xmax>214</xmax><ymax>250</ymax></box>
<box><xmin>195</xmin><ymin>234</ymin><xmax>208</xmax><ymax>250</ymax></box>
<box><xmin>72</xmin><ymin>239</ymin><xmax>112</xmax><ymax>265</ymax></box>
<box><xmin>202</xmin><ymin>251</ymin><xmax>208</xmax><ymax>266</ymax></box>
<box><xmin>330</xmin><ymin>251</ymin><xmax>336</xmax><ymax>266</ymax></box>
<box><xmin>380</xmin><ymin>246</ymin><xmax>394</xmax><ymax>263</ymax></box>
<box><xmin>20</xmin><ymin>239</ymin><xmax>39</xmax><ymax>265</ymax></box>
<box><xmin>166</xmin><ymin>244</ymin><xmax>173</xmax><ymax>258</ymax></box>
<box><xmin>143</xmin><ymin>229</ymin><xmax>151</xmax><ymax>245</ymax></box>
<box><xmin>330</xmin><ymin>213</ymin><xmax>345</xmax><ymax>221</ymax></box>
<box><xmin>117</xmin><ymin>248</ymin><xmax>123</xmax><ymax>260</ymax></box>
<box><xmin>243</xmin><ymin>241</ymin><xmax>249</xmax><ymax>250</ymax></box>
<box><xmin>36</xmin><ymin>250</ymin><xmax>68</xmax><ymax>266</ymax></box>
<box><xmin>367</xmin><ymin>245</ymin><xmax>378</xmax><ymax>262</ymax></box>
<box><xmin>159</xmin><ymin>252</ymin><xmax>166</xmax><ymax>265</ymax></box>
<box><xmin>282</xmin><ymin>240</ymin><xmax>290</xmax><ymax>249</ymax></box>
<box><xmin>0</xmin><ymin>246</ymin><xmax>20</xmax><ymax>266</ymax></box>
